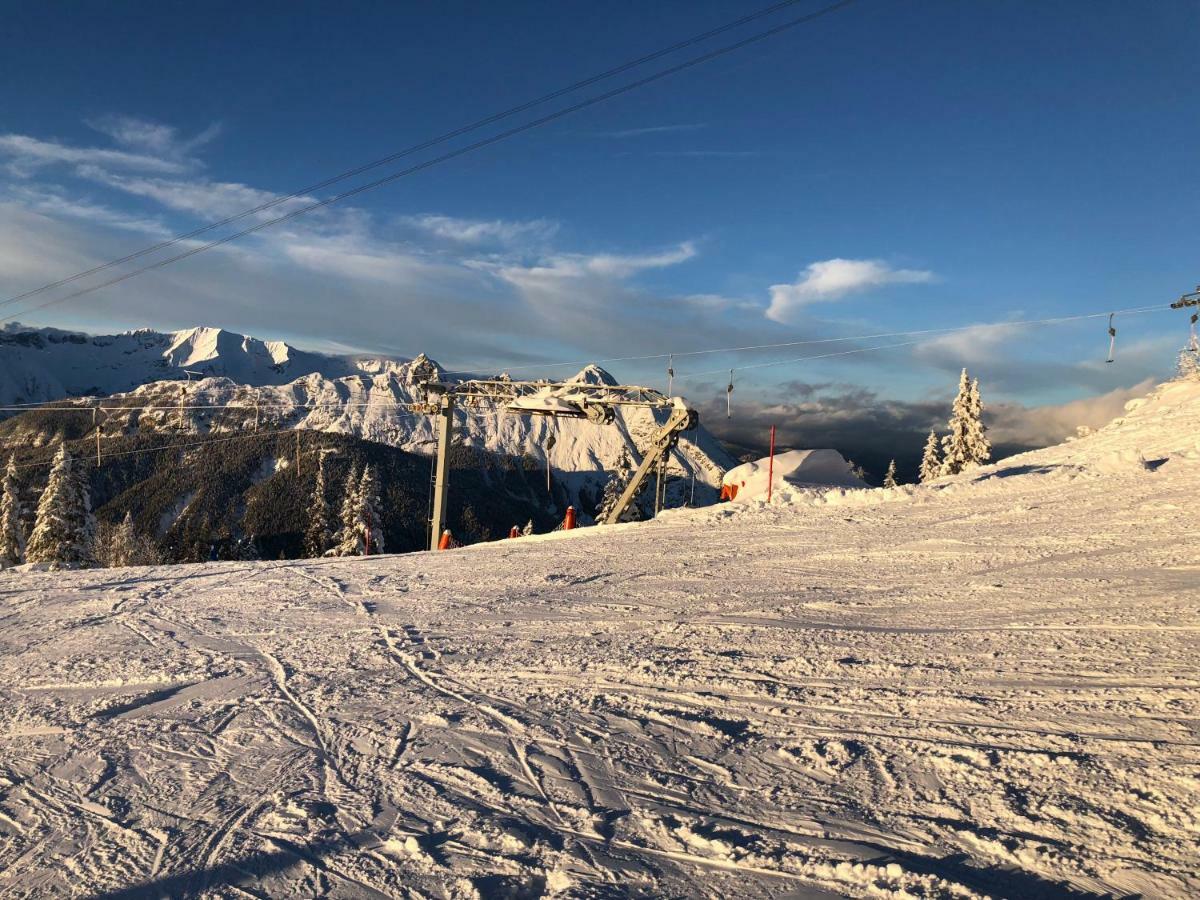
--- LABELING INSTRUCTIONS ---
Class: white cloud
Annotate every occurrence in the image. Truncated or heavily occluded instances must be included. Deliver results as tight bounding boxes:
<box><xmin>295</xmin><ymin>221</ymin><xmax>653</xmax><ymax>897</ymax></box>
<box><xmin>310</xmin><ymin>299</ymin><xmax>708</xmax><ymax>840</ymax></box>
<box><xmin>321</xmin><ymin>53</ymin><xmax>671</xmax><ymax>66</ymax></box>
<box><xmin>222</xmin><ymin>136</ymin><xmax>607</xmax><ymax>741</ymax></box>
<box><xmin>78</xmin><ymin>167</ymin><xmax>314</xmax><ymax>223</ymax></box>
<box><xmin>766</xmin><ymin>258</ymin><xmax>935</xmax><ymax>323</ymax></box>
<box><xmin>402</xmin><ymin>214</ymin><xmax>558</xmax><ymax>246</ymax></box>
<box><xmin>86</xmin><ymin>115</ymin><xmax>221</xmax><ymax>159</ymax></box>
<box><xmin>599</xmin><ymin>123</ymin><xmax>708</xmax><ymax>139</ymax></box>
<box><xmin>988</xmin><ymin>379</ymin><xmax>1157</xmax><ymax>446</ymax></box>
<box><xmin>3</xmin><ymin>185</ymin><xmax>169</xmax><ymax>237</ymax></box>
<box><xmin>0</xmin><ymin>134</ymin><xmax>189</xmax><ymax>177</ymax></box>
<box><xmin>914</xmin><ymin>322</ymin><xmax>1027</xmax><ymax>368</ymax></box>
<box><xmin>509</xmin><ymin>242</ymin><xmax>697</xmax><ymax>282</ymax></box>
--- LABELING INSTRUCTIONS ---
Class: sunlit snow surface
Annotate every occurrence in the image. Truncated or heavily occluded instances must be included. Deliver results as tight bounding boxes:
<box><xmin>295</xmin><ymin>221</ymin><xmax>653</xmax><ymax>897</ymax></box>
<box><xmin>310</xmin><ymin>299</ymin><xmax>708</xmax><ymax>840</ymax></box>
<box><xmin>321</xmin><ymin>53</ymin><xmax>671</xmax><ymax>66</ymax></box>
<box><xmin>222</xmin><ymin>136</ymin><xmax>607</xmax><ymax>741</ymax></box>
<box><xmin>2</xmin><ymin>380</ymin><xmax>1199</xmax><ymax>898</ymax></box>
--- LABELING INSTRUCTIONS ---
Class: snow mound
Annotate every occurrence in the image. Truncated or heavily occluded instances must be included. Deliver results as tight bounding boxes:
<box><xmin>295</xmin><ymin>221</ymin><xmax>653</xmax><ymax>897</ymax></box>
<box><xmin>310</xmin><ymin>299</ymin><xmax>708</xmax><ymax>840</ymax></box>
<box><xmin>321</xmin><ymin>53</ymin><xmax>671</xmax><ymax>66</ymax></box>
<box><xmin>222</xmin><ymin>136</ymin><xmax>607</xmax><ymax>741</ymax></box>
<box><xmin>722</xmin><ymin>449</ymin><xmax>866</xmax><ymax>502</ymax></box>
<box><xmin>977</xmin><ymin>377</ymin><xmax>1200</xmax><ymax>482</ymax></box>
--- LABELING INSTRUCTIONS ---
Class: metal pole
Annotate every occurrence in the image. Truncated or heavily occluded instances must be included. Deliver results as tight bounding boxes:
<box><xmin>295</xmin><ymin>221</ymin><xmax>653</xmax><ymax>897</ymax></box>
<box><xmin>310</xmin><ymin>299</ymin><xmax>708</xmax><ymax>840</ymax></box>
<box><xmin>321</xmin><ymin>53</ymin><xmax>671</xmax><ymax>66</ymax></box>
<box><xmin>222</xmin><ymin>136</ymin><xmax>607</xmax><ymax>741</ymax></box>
<box><xmin>429</xmin><ymin>394</ymin><xmax>455</xmax><ymax>551</ymax></box>
<box><xmin>767</xmin><ymin>424</ymin><xmax>776</xmax><ymax>503</ymax></box>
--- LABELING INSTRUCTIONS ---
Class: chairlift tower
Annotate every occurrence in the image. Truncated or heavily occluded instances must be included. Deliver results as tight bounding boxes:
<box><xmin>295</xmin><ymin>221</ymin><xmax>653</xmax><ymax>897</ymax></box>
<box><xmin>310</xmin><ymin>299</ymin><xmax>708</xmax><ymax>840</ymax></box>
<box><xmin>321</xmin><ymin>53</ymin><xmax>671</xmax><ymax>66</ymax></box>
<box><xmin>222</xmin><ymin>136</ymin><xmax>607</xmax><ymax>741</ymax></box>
<box><xmin>1173</xmin><ymin>285</ymin><xmax>1200</xmax><ymax>352</ymax></box>
<box><xmin>413</xmin><ymin>377</ymin><xmax>698</xmax><ymax>550</ymax></box>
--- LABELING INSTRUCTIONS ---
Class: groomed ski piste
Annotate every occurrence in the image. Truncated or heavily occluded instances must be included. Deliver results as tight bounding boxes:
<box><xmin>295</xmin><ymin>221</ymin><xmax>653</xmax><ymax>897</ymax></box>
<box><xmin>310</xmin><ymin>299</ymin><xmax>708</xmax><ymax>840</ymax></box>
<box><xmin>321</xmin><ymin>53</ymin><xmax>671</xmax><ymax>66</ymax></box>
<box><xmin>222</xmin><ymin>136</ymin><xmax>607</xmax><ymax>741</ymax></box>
<box><xmin>2</xmin><ymin>378</ymin><xmax>1198</xmax><ymax>899</ymax></box>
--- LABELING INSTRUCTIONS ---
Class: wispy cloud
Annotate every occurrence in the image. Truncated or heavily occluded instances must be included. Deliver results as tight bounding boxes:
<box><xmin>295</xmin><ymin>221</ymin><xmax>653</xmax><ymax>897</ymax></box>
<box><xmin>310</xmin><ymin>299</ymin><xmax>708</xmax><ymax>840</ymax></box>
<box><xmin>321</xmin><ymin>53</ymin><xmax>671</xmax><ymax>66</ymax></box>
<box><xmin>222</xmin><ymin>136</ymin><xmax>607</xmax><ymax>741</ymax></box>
<box><xmin>597</xmin><ymin>123</ymin><xmax>708</xmax><ymax>139</ymax></box>
<box><xmin>85</xmin><ymin>114</ymin><xmax>221</xmax><ymax>159</ymax></box>
<box><xmin>647</xmin><ymin>149</ymin><xmax>762</xmax><ymax>159</ymax></box>
<box><xmin>766</xmin><ymin>258</ymin><xmax>936</xmax><ymax>323</ymax></box>
<box><xmin>0</xmin><ymin>134</ymin><xmax>190</xmax><ymax>177</ymax></box>
<box><xmin>402</xmin><ymin>214</ymin><xmax>558</xmax><ymax>247</ymax></box>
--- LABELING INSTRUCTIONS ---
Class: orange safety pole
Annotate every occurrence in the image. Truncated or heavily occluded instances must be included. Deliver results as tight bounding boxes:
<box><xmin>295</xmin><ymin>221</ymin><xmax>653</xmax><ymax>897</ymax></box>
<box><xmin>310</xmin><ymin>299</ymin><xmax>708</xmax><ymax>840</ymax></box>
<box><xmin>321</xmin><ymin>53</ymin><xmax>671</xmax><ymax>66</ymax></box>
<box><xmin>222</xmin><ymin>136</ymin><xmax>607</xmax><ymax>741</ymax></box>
<box><xmin>437</xmin><ymin>529</ymin><xmax>452</xmax><ymax>551</ymax></box>
<box><xmin>564</xmin><ymin>506</ymin><xmax>576</xmax><ymax>530</ymax></box>
<box><xmin>509</xmin><ymin>525</ymin><xmax>520</xmax><ymax>539</ymax></box>
<box><xmin>767</xmin><ymin>424</ymin><xmax>776</xmax><ymax>503</ymax></box>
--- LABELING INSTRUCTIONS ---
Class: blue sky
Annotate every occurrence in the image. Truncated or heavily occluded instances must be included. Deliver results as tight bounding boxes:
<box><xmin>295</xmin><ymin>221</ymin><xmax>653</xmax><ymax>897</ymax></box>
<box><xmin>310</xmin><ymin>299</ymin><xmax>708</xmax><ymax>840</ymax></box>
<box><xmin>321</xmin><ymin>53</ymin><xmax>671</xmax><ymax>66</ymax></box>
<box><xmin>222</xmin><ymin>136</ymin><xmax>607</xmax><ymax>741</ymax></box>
<box><xmin>1</xmin><ymin>0</ymin><xmax>1197</xmax><ymax>456</ymax></box>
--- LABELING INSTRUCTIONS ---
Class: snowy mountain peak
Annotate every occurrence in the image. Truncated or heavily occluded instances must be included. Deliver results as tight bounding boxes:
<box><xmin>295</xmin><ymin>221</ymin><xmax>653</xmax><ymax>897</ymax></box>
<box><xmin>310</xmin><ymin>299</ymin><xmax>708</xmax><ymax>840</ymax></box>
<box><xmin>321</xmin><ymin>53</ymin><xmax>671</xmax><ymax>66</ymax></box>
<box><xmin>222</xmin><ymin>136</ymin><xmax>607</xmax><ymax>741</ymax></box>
<box><xmin>405</xmin><ymin>352</ymin><xmax>443</xmax><ymax>385</ymax></box>
<box><xmin>567</xmin><ymin>364</ymin><xmax>619</xmax><ymax>387</ymax></box>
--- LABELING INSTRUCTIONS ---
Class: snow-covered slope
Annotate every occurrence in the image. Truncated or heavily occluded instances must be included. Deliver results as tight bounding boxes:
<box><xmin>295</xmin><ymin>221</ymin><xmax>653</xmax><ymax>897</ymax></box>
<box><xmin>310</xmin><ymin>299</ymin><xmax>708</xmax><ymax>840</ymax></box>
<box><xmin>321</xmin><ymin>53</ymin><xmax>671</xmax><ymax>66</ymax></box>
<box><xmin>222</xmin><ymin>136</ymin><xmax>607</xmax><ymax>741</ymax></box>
<box><xmin>2</xmin><ymin>377</ymin><xmax>1197</xmax><ymax>897</ymax></box>
<box><xmin>0</xmin><ymin>324</ymin><xmax>735</xmax><ymax>509</ymax></box>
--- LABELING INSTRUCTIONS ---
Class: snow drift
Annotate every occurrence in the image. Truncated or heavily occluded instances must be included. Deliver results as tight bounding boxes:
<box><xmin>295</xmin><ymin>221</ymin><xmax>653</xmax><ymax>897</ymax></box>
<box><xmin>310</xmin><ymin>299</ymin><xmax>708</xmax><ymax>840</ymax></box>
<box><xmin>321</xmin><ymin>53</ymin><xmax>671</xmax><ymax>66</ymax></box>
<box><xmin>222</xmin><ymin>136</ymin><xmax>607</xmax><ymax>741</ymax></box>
<box><xmin>721</xmin><ymin>448</ymin><xmax>866</xmax><ymax>501</ymax></box>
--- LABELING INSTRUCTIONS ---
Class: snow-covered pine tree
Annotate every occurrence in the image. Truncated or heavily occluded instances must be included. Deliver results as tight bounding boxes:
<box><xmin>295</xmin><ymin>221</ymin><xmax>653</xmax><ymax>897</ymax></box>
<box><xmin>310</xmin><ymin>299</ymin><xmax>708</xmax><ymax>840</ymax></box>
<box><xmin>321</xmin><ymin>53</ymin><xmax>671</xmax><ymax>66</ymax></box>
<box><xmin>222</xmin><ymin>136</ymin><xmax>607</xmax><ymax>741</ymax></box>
<box><xmin>26</xmin><ymin>444</ymin><xmax>97</xmax><ymax>569</ymax></box>
<box><xmin>966</xmin><ymin>377</ymin><xmax>992</xmax><ymax>467</ymax></box>
<box><xmin>940</xmin><ymin>369</ymin><xmax>990</xmax><ymax>475</ymax></box>
<box><xmin>332</xmin><ymin>462</ymin><xmax>362</xmax><ymax>556</ymax></box>
<box><xmin>521</xmin><ymin>519</ymin><xmax>534</xmax><ymax>536</ymax></box>
<box><xmin>304</xmin><ymin>452</ymin><xmax>333</xmax><ymax>558</ymax></box>
<box><xmin>357</xmin><ymin>465</ymin><xmax>384</xmax><ymax>555</ymax></box>
<box><xmin>919</xmin><ymin>429</ymin><xmax>942</xmax><ymax>483</ymax></box>
<box><xmin>883</xmin><ymin>459</ymin><xmax>898</xmax><ymax>488</ymax></box>
<box><xmin>0</xmin><ymin>455</ymin><xmax>25</xmax><ymax>568</ymax></box>
<box><xmin>103</xmin><ymin>511</ymin><xmax>162</xmax><ymax>567</ymax></box>
<box><xmin>847</xmin><ymin>459</ymin><xmax>869</xmax><ymax>483</ymax></box>
<box><xmin>100</xmin><ymin>512</ymin><xmax>138</xmax><ymax>567</ymax></box>
<box><xmin>1177</xmin><ymin>347</ymin><xmax>1200</xmax><ymax>381</ymax></box>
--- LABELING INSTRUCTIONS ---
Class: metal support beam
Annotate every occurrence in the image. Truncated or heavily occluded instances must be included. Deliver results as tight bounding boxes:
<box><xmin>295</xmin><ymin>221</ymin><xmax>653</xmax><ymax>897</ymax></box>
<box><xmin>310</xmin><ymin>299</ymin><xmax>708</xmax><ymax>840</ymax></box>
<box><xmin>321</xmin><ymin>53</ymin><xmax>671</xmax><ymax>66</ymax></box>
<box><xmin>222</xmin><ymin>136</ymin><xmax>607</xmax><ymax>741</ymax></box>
<box><xmin>603</xmin><ymin>401</ymin><xmax>696</xmax><ymax>525</ymax></box>
<box><xmin>429</xmin><ymin>394</ymin><xmax>455</xmax><ymax>551</ymax></box>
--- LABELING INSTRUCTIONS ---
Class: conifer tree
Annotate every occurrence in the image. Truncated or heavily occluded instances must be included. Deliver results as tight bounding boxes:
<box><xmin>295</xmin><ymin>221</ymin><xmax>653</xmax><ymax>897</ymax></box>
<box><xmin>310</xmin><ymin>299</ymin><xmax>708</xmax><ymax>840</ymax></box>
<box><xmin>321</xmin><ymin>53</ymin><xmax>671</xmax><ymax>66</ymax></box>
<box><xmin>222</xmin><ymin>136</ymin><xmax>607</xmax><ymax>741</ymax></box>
<box><xmin>357</xmin><ymin>465</ymin><xmax>384</xmax><ymax>555</ymax></box>
<box><xmin>26</xmin><ymin>445</ymin><xmax>97</xmax><ymax>569</ymax></box>
<box><xmin>966</xmin><ymin>377</ymin><xmax>992</xmax><ymax>466</ymax></box>
<box><xmin>847</xmin><ymin>459</ymin><xmax>869</xmax><ymax>483</ymax></box>
<box><xmin>940</xmin><ymin>369</ymin><xmax>991</xmax><ymax>475</ymax></box>
<box><xmin>101</xmin><ymin>512</ymin><xmax>138</xmax><ymax>568</ymax></box>
<box><xmin>919</xmin><ymin>429</ymin><xmax>942</xmax><ymax>483</ymax></box>
<box><xmin>332</xmin><ymin>462</ymin><xmax>361</xmax><ymax>556</ymax></box>
<box><xmin>304</xmin><ymin>452</ymin><xmax>333</xmax><ymax>558</ymax></box>
<box><xmin>1177</xmin><ymin>347</ymin><xmax>1200</xmax><ymax>381</ymax></box>
<box><xmin>521</xmin><ymin>519</ymin><xmax>534</xmax><ymax>536</ymax></box>
<box><xmin>883</xmin><ymin>459</ymin><xmax>898</xmax><ymax>488</ymax></box>
<box><xmin>0</xmin><ymin>455</ymin><xmax>25</xmax><ymax>568</ymax></box>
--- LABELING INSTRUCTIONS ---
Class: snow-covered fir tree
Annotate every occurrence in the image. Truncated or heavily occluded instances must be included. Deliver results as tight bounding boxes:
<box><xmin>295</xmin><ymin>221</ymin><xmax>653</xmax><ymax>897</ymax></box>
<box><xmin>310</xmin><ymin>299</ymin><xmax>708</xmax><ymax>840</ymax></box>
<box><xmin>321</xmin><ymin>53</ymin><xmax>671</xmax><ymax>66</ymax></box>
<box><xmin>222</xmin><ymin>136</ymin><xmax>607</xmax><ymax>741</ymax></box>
<box><xmin>333</xmin><ymin>463</ymin><xmax>384</xmax><ymax>556</ymax></box>
<box><xmin>596</xmin><ymin>447</ymin><xmax>642</xmax><ymax>523</ymax></box>
<box><xmin>1178</xmin><ymin>347</ymin><xmax>1200</xmax><ymax>381</ymax></box>
<box><xmin>940</xmin><ymin>369</ymin><xmax>991</xmax><ymax>476</ymax></box>
<box><xmin>356</xmin><ymin>465</ymin><xmax>384</xmax><ymax>555</ymax></box>
<box><xmin>332</xmin><ymin>462</ymin><xmax>361</xmax><ymax>556</ymax></box>
<box><xmin>967</xmin><ymin>376</ymin><xmax>992</xmax><ymax>463</ymax></box>
<box><xmin>98</xmin><ymin>511</ymin><xmax>161</xmax><ymax>568</ymax></box>
<box><xmin>883</xmin><ymin>459</ymin><xmax>898</xmax><ymax>488</ymax></box>
<box><xmin>919</xmin><ymin>429</ymin><xmax>942</xmax><ymax>483</ymax></box>
<box><xmin>26</xmin><ymin>444</ymin><xmax>97</xmax><ymax>569</ymax></box>
<box><xmin>99</xmin><ymin>512</ymin><xmax>138</xmax><ymax>568</ymax></box>
<box><xmin>847</xmin><ymin>459</ymin><xmax>870</xmax><ymax>483</ymax></box>
<box><xmin>521</xmin><ymin>519</ymin><xmax>534</xmax><ymax>536</ymax></box>
<box><xmin>304</xmin><ymin>452</ymin><xmax>334</xmax><ymax>558</ymax></box>
<box><xmin>0</xmin><ymin>455</ymin><xmax>25</xmax><ymax>568</ymax></box>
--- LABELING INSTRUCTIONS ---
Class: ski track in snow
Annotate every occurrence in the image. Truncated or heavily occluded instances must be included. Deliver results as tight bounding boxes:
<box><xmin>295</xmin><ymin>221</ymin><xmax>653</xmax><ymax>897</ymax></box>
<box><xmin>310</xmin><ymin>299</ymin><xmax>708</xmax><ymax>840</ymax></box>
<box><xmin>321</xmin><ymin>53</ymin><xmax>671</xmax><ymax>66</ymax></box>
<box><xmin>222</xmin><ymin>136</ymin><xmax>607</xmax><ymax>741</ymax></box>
<box><xmin>1</xmin><ymin>380</ymin><xmax>1199</xmax><ymax>898</ymax></box>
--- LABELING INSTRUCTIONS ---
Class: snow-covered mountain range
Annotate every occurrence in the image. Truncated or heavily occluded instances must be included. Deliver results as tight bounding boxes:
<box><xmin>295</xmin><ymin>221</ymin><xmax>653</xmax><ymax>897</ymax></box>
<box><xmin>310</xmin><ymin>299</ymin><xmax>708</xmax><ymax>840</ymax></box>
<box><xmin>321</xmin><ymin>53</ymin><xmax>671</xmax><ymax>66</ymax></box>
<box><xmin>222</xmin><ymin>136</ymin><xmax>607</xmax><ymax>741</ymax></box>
<box><xmin>0</xmin><ymin>323</ymin><xmax>735</xmax><ymax>509</ymax></box>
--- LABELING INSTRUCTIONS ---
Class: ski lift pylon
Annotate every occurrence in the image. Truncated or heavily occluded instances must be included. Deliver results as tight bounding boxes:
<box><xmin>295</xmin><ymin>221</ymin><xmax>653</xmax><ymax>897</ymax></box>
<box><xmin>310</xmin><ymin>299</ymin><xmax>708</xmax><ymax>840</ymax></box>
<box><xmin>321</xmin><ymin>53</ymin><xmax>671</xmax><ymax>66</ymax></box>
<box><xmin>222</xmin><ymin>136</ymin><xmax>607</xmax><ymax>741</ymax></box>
<box><xmin>667</xmin><ymin>354</ymin><xmax>674</xmax><ymax>396</ymax></box>
<box><xmin>726</xmin><ymin>369</ymin><xmax>734</xmax><ymax>418</ymax></box>
<box><xmin>1106</xmin><ymin>313</ymin><xmax>1117</xmax><ymax>364</ymax></box>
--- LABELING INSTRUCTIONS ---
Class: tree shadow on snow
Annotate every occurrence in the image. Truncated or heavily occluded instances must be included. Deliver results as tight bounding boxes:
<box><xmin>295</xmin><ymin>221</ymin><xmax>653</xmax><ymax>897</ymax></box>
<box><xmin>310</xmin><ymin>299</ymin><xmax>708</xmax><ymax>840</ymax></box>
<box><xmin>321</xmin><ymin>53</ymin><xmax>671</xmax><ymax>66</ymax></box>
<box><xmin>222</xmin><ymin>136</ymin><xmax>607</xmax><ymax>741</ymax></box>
<box><xmin>861</xmin><ymin>843</ymin><xmax>1139</xmax><ymax>900</ymax></box>
<box><xmin>86</xmin><ymin>830</ymin><xmax>368</xmax><ymax>900</ymax></box>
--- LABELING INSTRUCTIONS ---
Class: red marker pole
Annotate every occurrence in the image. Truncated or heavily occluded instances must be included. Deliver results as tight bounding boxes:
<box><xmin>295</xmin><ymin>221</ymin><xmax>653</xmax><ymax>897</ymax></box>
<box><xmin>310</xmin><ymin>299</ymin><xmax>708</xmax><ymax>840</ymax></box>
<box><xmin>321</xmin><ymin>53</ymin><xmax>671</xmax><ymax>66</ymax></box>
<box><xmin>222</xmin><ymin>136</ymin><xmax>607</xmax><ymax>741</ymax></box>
<box><xmin>767</xmin><ymin>424</ymin><xmax>776</xmax><ymax>503</ymax></box>
<box><xmin>564</xmin><ymin>506</ymin><xmax>576</xmax><ymax>530</ymax></box>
